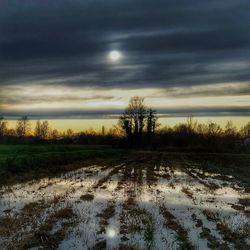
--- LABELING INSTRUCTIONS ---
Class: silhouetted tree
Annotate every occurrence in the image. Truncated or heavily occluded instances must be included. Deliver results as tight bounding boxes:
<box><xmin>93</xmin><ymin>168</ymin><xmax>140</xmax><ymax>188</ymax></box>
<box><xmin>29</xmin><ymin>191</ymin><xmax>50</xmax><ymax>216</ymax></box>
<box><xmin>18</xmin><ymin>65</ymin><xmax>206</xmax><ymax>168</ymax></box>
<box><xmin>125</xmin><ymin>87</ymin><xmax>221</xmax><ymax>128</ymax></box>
<box><xmin>224</xmin><ymin>121</ymin><xmax>237</xmax><ymax>137</ymax></box>
<box><xmin>16</xmin><ymin>116</ymin><xmax>31</xmax><ymax>138</ymax></box>
<box><xmin>147</xmin><ymin>108</ymin><xmax>158</xmax><ymax>146</ymax></box>
<box><xmin>119</xmin><ymin>96</ymin><xmax>157</xmax><ymax>147</ymax></box>
<box><xmin>51</xmin><ymin>129</ymin><xmax>60</xmax><ymax>140</ymax></box>
<box><xmin>119</xmin><ymin>110</ymin><xmax>133</xmax><ymax>144</ymax></box>
<box><xmin>66</xmin><ymin>129</ymin><xmax>74</xmax><ymax>137</ymax></box>
<box><xmin>241</xmin><ymin>122</ymin><xmax>250</xmax><ymax>138</ymax></box>
<box><xmin>6</xmin><ymin>128</ymin><xmax>16</xmax><ymax>137</ymax></box>
<box><xmin>129</xmin><ymin>96</ymin><xmax>147</xmax><ymax>143</ymax></box>
<box><xmin>0</xmin><ymin>117</ymin><xmax>7</xmax><ymax>137</ymax></box>
<box><xmin>34</xmin><ymin>120</ymin><xmax>42</xmax><ymax>139</ymax></box>
<box><xmin>35</xmin><ymin>120</ymin><xmax>50</xmax><ymax>140</ymax></box>
<box><xmin>102</xmin><ymin>126</ymin><xmax>105</xmax><ymax>136</ymax></box>
<box><xmin>41</xmin><ymin>121</ymin><xmax>50</xmax><ymax>140</ymax></box>
<box><xmin>119</xmin><ymin>96</ymin><xmax>146</xmax><ymax>146</ymax></box>
<box><xmin>186</xmin><ymin>116</ymin><xmax>197</xmax><ymax>135</ymax></box>
<box><xmin>207</xmin><ymin>122</ymin><xmax>222</xmax><ymax>136</ymax></box>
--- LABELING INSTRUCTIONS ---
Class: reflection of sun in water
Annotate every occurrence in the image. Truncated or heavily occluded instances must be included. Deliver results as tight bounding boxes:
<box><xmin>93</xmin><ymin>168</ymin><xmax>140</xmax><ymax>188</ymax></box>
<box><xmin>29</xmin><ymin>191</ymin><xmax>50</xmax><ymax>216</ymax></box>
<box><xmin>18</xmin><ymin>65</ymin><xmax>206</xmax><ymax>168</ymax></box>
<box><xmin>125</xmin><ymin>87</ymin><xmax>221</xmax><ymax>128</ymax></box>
<box><xmin>109</xmin><ymin>50</ymin><xmax>121</xmax><ymax>62</ymax></box>
<box><xmin>106</xmin><ymin>227</ymin><xmax>116</xmax><ymax>238</ymax></box>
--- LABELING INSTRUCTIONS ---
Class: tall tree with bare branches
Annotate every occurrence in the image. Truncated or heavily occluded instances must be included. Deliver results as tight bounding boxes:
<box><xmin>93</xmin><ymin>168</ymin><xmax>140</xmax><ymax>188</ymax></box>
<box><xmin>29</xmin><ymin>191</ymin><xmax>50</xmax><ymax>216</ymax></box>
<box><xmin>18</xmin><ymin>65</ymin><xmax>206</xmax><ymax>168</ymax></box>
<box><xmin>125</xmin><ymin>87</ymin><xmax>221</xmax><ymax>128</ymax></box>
<box><xmin>0</xmin><ymin>117</ymin><xmax>8</xmax><ymax>142</ymax></box>
<box><xmin>16</xmin><ymin>116</ymin><xmax>31</xmax><ymax>138</ymax></box>
<box><xmin>119</xmin><ymin>96</ymin><xmax>157</xmax><ymax>147</ymax></box>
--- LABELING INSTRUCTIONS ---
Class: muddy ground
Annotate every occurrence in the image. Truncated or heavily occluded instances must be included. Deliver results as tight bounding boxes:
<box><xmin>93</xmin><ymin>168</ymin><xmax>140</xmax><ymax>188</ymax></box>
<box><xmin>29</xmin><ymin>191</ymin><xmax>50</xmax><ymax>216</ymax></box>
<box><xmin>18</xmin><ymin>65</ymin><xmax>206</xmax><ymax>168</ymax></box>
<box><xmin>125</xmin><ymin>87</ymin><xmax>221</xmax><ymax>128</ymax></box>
<box><xmin>0</xmin><ymin>153</ymin><xmax>249</xmax><ymax>250</ymax></box>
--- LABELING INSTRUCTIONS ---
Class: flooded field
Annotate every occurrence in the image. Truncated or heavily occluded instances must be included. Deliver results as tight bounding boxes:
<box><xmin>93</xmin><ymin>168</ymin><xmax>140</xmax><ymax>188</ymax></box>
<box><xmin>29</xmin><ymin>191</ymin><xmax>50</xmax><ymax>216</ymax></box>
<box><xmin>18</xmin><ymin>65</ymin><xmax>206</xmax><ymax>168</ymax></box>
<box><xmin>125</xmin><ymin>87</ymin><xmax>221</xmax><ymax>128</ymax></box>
<box><xmin>0</xmin><ymin>155</ymin><xmax>249</xmax><ymax>250</ymax></box>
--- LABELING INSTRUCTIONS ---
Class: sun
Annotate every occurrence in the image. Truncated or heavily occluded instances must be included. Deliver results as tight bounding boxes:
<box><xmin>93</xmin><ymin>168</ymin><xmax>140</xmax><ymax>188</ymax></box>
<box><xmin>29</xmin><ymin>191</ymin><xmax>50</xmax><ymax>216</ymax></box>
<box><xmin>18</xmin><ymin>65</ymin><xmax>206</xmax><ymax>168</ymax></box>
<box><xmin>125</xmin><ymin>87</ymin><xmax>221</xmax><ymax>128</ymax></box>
<box><xmin>109</xmin><ymin>50</ymin><xmax>121</xmax><ymax>62</ymax></box>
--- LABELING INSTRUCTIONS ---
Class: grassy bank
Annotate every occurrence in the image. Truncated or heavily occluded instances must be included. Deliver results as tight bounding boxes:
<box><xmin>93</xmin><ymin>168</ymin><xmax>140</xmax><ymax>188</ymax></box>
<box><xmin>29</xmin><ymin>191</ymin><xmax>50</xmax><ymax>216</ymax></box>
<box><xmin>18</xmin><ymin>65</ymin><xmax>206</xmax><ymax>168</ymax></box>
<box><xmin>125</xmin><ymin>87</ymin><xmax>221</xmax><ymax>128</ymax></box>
<box><xmin>0</xmin><ymin>145</ymin><xmax>128</xmax><ymax>187</ymax></box>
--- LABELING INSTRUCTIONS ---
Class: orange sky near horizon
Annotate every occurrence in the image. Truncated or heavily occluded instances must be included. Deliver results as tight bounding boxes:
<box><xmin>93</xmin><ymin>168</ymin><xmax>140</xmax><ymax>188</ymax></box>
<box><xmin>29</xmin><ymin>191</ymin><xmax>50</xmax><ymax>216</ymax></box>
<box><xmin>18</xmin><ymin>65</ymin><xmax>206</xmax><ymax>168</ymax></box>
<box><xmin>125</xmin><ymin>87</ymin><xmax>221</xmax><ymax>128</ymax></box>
<box><xmin>6</xmin><ymin>116</ymin><xmax>250</xmax><ymax>133</ymax></box>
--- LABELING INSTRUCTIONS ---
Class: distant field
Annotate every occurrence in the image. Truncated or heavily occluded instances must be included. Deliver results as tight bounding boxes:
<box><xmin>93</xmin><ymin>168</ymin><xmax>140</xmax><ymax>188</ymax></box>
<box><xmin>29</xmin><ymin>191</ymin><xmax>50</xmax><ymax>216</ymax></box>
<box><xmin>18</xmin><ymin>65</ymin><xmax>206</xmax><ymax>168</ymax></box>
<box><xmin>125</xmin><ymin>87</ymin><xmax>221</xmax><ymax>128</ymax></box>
<box><xmin>0</xmin><ymin>144</ymin><xmax>127</xmax><ymax>186</ymax></box>
<box><xmin>1</xmin><ymin>145</ymin><xmax>250</xmax><ymax>189</ymax></box>
<box><xmin>0</xmin><ymin>144</ymin><xmax>119</xmax><ymax>157</ymax></box>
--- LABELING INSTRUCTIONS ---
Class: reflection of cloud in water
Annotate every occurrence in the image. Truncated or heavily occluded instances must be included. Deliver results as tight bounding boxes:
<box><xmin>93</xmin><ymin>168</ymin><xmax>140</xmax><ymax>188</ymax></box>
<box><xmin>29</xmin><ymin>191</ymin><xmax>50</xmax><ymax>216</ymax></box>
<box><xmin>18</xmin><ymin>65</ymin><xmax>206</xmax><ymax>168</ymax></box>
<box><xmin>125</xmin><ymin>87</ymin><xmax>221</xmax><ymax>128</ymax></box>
<box><xmin>106</xmin><ymin>226</ymin><xmax>117</xmax><ymax>238</ymax></box>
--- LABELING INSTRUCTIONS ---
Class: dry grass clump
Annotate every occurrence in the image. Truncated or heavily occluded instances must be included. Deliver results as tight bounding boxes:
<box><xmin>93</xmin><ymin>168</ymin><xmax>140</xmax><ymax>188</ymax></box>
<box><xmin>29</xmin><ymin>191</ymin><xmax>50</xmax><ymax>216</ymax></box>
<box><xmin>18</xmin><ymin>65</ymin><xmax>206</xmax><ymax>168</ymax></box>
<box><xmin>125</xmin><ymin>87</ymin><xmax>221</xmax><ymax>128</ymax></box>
<box><xmin>0</xmin><ymin>199</ymin><xmax>49</xmax><ymax>238</ymax></box>
<box><xmin>216</xmin><ymin>222</ymin><xmax>249</xmax><ymax>249</ymax></box>
<box><xmin>181</xmin><ymin>187</ymin><xmax>194</xmax><ymax>199</ymax></box>
<box><xmin>13</xmin><ymin>207</ymin><xmax>76</xmax><ymax>250</ymax></box>
<box><xmin>0</xmin><ymin>215</ymin><xmax>16</xmax><ymax>237</ymax></box>
<box><xmin>231</xmin><ymin>203</ymin><xmax>244</xmax><ymax>211</ymax></box>
<box><xmin>94</xmin><ymin>176</ymin><xmax>109</xmax><ymax>189</ymax></box>
<box><xmin>239</xmin><ymin>198</ymin><xmax>250</xmax><ymax>206</ymax></box>
<box><xmin>195</xmin><ymin>218</ymin><xmax>229</xmax><ymax>249</ymax></box>
<box><xmin>120</xmin><ymin>197</ymin><xmax>150</xmax><ymax>236</ymax></box>
<box><xmin>185</xmin><ymin>168</ymin><xmax>219</xmax><ymax>191</ymax></box>
<box><xmin>160</xmin><ymin>206</ymin><xmax>195</xmax><ymax>250</ymax></box>
<box><xmin>119</xmin><ymin>244</ymin><xmax>137</xmax><ymax>250</ymax></box>
<box><xmin>203</xmin><ymin>209</ymin><xmax>249</xmax><ymax>249</ymax></box>
<box><xmin>97</xmin><ymin>202</ymin><xmax>116</xmax><ymax>233</ymax></box>
<box><xmin>80</xmin><ymin>193</ymin><xmax>94</xmax><ymax>201</ymax></box>
<box><xmin>203</xmin><ymin>210</ymin><xmax>219</xmax><ymax>222</ymax></box>
<box><xmin>21</xmin><ymin>200</ymin><xmax>47</xmax><ymax>214</ymax></box>
<box><xmin>98</xmin><ymin>204</ymin><xmax>115</xmax><ymax>220</ymax></box>
<box><xmin>94</xmin><ymin>164</ymin><xmax>124</xmax><ymax>189</ymax></box>
<box><xmin>92</xmin><ymin>240</ymin><xmax>106</xmax><ymax>250</ymax></box>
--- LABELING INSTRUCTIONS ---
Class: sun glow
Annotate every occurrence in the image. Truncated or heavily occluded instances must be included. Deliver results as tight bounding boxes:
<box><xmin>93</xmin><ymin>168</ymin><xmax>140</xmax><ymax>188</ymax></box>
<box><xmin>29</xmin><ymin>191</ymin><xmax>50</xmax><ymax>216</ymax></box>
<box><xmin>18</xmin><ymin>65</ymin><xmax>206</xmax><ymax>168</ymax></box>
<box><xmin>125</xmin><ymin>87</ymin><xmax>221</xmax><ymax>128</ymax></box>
<box><xmin>109</xmin><ymin>50</ymin><xmax>121</xmax><ymax>62</ymax></box>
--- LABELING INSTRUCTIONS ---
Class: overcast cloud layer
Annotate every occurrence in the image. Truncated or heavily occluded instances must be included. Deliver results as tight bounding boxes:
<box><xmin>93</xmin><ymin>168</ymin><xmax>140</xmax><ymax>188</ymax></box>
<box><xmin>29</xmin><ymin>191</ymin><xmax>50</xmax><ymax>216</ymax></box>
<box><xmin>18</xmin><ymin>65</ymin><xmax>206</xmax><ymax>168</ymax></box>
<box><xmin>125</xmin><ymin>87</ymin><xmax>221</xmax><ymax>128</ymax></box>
<box><xmin>0</xmin><ymin>0</ymin><xmax>250</xmax><ymax>117</ymax></box>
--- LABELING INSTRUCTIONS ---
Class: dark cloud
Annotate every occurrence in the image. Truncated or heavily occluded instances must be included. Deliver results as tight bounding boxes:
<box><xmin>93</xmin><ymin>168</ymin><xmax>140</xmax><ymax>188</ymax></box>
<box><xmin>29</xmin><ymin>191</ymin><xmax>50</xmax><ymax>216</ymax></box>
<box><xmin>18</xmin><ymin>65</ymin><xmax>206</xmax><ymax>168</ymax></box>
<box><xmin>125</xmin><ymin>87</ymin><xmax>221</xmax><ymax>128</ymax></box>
<box><xmin>1</xmin><ymin>106</ymin><xmax>249</xmax><ymax>120</ymax></box>
<box><xmin>146</xmin><ymin>83</ymin><xmax>250</xmax><ymax>98</ymax></box>
<box><xmin>0</xmin><ymin>0</ymin><xmax>250</xmax><ymax>116</ymax></box>
<box><xmin>0</xmin><ymin>93</ymin><xmax>114</xmax><ymax>106</ymax></box>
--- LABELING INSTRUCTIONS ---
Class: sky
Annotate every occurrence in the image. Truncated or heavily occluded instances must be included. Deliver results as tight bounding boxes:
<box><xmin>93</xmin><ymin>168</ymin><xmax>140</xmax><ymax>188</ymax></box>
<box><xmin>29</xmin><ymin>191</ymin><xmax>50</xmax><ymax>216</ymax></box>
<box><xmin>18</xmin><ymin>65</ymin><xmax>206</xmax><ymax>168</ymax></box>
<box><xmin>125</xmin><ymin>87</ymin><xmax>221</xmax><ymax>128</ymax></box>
<box><xmin>0</xmin><ymin>0</ymin><xmax>250</xmax><ymax>126</ymax></box>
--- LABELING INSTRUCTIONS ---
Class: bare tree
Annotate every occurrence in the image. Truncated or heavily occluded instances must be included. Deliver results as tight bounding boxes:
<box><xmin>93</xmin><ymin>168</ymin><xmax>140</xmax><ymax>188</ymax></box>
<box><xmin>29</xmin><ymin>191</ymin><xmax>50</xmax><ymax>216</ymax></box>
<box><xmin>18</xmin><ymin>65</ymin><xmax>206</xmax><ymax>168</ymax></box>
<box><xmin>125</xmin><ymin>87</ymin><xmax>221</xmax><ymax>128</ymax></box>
<box><xmin>119</xmin><ymin>96</ymin><xmax>157</xmax><ymax>146</ymax></box>
<box><xmin>128</xmin><ymin>96</ymin><xmax>147</xmax><ymax>138</ymax></box>
<box><xmin>51</xmin><ymin>129</ymin><xmax>60</xmax><ymax>140</ymax></box>
<box><xmin>146</xmin><ymin>109</ymin><xmax>158</xmax><ymax>146</ymax></box>
<box><xmin>207</xmin><ymin>122</ymin><xmax>222</xmax><ymax>136</ymax></box>
<box><xmin>41</xmin><ymin>121</ymin><xmax>50</xmax><ymax>140</ymax></box>
<box><xmin>241</xmin><ymin>122</ymin><xmax>250</xmax><ymax>138</ymax></box>
<box><xmin>119</xmin><ymin>110</ymin><xmax>133</xmax><ymax>142</ymax></box>
<box><xmin>34</xmin><ymin>120</ymin><xmax>42</xmax><ymax>139</ymax></box>
<box><xmin>6</xmin><ymin>128</ymin><xmax>16</xmax><ymax>136</ymax></box>
<box><xmin>147</xmin><ymin>109</ymin><xmax>158</xmax><ymax>134</ymax></box>
<box><xmin>102</xmin><ymin>126</ymin><xmax>105</xmax><ymax>136</ymax></box>
<box><xmin>224</xmin><ymin>121</ymin><xmax>237</xmax><ymax>137</ymax></box>
<box><xmin>16</xmin><ymin>116</ymin><xmax>31</xmax><ymax>137</ymax></box>
<box><xmin>66</xmin><ymin>129</ymin><xmax>74</xmax><ymax>137</ymax></box>
<box><xmin>0</xmin><ymin>117</ymin><xmax>8</xmax><ymax>138</ymax></box>
<box><xmin>34</xmin><ymin>120</ymin><xmax>50</xmax><ymax>140</ymax></box>
<box><xmin>186</xmin><ymin>116</ymin><xmax>197</xmax><ymax>134</ymax></box>
<box><xmin>119</xmin><ymin>96</ymin><xmax>147</xmax><ymax>145</ymax></box>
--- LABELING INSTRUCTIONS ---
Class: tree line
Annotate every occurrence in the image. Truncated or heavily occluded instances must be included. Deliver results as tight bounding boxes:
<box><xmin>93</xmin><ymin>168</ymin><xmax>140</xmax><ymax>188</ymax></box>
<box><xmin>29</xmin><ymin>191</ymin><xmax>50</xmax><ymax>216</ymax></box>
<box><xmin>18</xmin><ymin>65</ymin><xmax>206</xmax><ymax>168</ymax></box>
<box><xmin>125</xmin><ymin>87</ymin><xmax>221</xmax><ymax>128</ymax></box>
<box><xmin>0</xmin><ymin>96</ymin><xmax>250</xmax><ymax>152</ymax></box>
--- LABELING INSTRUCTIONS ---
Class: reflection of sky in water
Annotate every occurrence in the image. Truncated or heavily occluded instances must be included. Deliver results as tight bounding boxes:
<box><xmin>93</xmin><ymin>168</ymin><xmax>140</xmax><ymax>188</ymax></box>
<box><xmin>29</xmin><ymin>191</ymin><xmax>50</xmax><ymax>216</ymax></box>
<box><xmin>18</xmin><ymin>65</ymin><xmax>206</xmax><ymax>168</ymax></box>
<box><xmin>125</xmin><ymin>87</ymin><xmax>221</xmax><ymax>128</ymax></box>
<box><xmin>106</xmin><ymin>226</ymin><xmax>117</xmax><ymax>238</ymax></box>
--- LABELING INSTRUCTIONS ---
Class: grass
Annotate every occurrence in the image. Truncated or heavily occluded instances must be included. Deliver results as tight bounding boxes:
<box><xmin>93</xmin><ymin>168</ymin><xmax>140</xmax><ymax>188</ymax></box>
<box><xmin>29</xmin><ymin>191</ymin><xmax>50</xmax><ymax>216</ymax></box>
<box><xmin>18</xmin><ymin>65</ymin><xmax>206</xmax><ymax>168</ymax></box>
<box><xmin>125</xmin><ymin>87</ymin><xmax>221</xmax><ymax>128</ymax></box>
<box><xmin>97</xmin><ymin>202</ymin><xmax>116</xmax><ymax>234</ymax></box>
<box><xmin>207</xmin><ymin>239</ymin><xmax>220</xmax><ymax>249</ymax></box>
<box><xmin>1</xmin><ymin>145</ymin><xmax>249</xmax><ymax>191</ymax></box>
<box><xmin>0</xmin><ymin>144</ymin><xmax>128</xmax><ymax>187</ymax></box>
<box><xmin>144</xmin><ymin>216</ymin><xmax>155</xmax><ymax>249</ymax></box>
<box><xmin>13</xmin><ymin>206</ymin><xmax>76</xmax><ymax>250</ymax></box>
<box><xmin>186</xmin><ymin>153</ymin><xmax>250</xmax><ymax>190</ymax></box>
<box><xmin>80</xmin><ymin>193</ymin><xmax>95</xmax><ymax>201</ymax></box>
<box><xmin>160</xmin><ymin>205</ymin><xmax>195</xmax><ymax>250</ymax></box>
<box><xmin>176</xmin><ymin>233</ymin><xmax>194</xmax><ymax>250</ymax></box>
